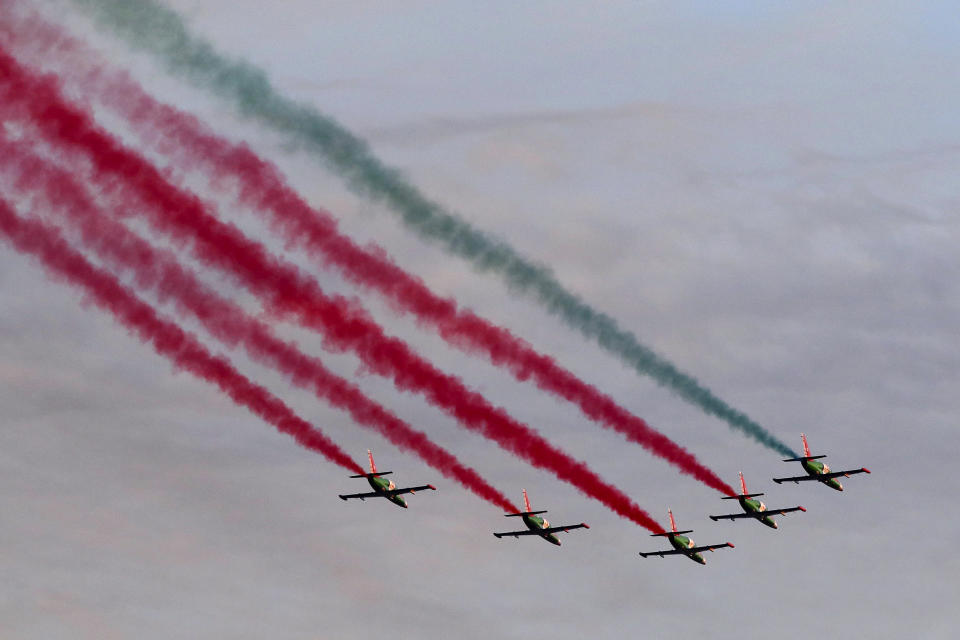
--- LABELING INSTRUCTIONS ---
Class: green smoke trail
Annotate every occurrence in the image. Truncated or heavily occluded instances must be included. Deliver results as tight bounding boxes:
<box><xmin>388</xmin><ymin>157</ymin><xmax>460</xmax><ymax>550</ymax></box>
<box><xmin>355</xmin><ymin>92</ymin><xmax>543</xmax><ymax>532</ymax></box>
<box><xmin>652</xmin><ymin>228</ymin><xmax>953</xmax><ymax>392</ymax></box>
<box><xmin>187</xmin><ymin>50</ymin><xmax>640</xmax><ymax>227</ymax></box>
<box><xmin>65</xmin><ymin>0</ymin><xmax>795</xmax><ymax>457</ymax></box>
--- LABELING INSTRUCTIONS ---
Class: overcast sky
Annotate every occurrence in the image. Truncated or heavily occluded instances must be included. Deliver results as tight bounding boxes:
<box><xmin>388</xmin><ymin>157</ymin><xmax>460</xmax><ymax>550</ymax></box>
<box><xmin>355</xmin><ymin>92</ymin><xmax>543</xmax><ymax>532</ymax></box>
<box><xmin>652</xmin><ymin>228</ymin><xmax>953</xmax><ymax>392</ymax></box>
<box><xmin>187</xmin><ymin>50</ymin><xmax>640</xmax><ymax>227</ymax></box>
<box><xmin>2</xmin><ymin>1</ymin><xmax>958</xmax><ymax>638</ymax></box>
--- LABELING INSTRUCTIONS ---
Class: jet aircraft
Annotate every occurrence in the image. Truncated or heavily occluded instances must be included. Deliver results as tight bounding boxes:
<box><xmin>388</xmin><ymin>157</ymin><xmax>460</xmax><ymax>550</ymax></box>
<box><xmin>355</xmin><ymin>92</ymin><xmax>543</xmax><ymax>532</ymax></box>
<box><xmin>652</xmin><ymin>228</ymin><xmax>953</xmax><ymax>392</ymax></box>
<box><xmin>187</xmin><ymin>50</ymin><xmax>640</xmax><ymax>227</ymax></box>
<box><xmin>338</xmin><ymin>450</ymin><xmax>436</xmax><ymax>508</ymax></box>
<box><xmin>709</xmin><ymin>472</ymin><xmax>806</xmax><ymax>529</ymax></box>
<box><xmin>639</xmin><ymin>509</ymin><xmax>734</xmax><ymax>565</ymax></box>
<box><xmin>493</xmin><ymin>489</ymin><xmax>589</xmax><ymax>546</ymax></box>
<box><xmin>773</xmin><ymin>434</ymin><xmax>871</xmax><ymax>491</ymax></box>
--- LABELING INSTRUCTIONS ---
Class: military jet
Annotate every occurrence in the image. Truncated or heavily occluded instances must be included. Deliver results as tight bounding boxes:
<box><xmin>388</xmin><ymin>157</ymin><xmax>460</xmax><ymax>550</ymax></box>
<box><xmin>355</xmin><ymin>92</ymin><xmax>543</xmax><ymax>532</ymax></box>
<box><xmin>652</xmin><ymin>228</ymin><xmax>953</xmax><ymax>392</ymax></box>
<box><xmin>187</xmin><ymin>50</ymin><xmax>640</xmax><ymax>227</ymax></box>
<box><xmin>338</xmin><ymin>450</ymin><xmax>436</xmax><ymax>508</ymax></box>
<box><xmin>639</xmin><ymin>509</ymin><xmax>734</xmax><ymax>565</ymax></box>
<box><xmin>709</xmin><ymin>472</ymin><xmax>806</xmax><ymax>529</ymax></box>
<box><xmin>493</xmin><ymin>489</ymin><xmax>589</xmax><ymax>546</ymax></box>
<box><xmin>773</xmin><ymin>434</ymin><xmax>871</xmax><ymax>491</ymax></box>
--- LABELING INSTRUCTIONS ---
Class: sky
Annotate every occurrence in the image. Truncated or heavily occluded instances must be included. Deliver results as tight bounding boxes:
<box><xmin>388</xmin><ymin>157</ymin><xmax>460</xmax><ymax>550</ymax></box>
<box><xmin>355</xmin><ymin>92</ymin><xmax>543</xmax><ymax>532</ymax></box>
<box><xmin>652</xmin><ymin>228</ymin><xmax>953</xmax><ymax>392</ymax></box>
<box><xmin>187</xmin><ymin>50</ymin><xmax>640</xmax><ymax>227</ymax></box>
<box><xmin>1</xmin><ymin>1</ymin><xmax>958</xmax><ymax>638</ymax></box>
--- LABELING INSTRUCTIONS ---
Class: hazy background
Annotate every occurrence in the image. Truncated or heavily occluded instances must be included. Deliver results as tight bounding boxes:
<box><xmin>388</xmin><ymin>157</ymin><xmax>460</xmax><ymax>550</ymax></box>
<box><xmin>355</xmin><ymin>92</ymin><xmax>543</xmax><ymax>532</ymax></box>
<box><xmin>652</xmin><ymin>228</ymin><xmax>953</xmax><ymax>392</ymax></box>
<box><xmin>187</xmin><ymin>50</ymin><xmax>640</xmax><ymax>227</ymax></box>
<box><xmin>2</xmin><ymin>1</ymin><xmax>958</xmax><ymax>638</ymax></box>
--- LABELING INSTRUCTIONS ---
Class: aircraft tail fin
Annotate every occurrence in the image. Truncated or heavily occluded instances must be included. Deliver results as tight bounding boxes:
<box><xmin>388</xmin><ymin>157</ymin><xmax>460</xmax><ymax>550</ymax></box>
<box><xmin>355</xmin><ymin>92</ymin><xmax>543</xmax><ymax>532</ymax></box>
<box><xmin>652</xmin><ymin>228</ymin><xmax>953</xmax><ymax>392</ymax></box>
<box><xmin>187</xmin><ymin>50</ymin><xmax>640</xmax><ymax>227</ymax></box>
<box><xmin>653</xmin><ymin>513</ymin><xmax>692</xmax><ymax>537</ymax></box>
<box><xmin>782</xmin><ymin>455</ymin><xmax>827</xmax><ymax>462</ymax></box>
<box><xmin>655</xmin><ymin>508</ymin><xmax>694</xmax><ymax>535</ymax></box>
<box><xmin>348</xmin><ymin>450</ymin><xmax>390</xmax><ymax>477</ymax></box>
<box><xmin>720</xmin><ymin>471</ymin><xmax>764</xmax><ymax>498</ymax></box>
<box><xmin>784</xmin><ymin>438</ymin><xmax>828</xmax><ymax>461</ymax></box>
<box><xmin>504</xmin><ymin>489</ymin><xmax>546</xmax><ymax>517</ymax></box>
<box><xmin>651</xmin><ymin>530</ymin><xmax>693</xmax><ymax>537</ymax></box>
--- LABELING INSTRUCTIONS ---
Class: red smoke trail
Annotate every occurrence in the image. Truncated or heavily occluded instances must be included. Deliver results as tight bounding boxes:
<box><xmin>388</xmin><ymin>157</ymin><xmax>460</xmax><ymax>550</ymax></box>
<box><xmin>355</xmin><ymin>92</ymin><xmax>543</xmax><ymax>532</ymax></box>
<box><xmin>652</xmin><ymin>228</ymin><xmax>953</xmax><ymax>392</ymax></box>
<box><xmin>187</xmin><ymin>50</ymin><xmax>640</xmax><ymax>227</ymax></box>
<box><xmin>0</xmin><ymin>8</ymin><xmax>733</xmax><ymax>496</ymax></box>
<box><xmin>0</xmin><ymin>47</ymin><xmax>664</xmax><ymax>532</ymax></box>
<box><xmin>0</xmin><ymin>197</ymin><xmax>363</xmax><ymax>475</ymax></box>
<box><xmin>0</xmin><ymin>135</ymin><xmax>517</xmax><ymax>513</ymax></box>
<box><xmin>111</xmin><ymin>64</ymin><xmax>733</xmax><ymax>498</ymax></box>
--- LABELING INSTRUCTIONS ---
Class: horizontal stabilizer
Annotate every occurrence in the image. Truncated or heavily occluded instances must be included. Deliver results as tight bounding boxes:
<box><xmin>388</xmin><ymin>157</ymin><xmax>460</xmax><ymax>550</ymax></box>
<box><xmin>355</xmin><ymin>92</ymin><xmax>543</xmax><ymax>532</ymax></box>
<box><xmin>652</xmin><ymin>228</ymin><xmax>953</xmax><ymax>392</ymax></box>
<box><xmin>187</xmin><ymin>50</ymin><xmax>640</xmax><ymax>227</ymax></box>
<box><xmin>348</xmin><ymin>471</ymin><xmax>393</xmax><ymax>478</ymax></box>
<box><xmin>504</xmin><ymin>510</ymin><xmax>548</xmax><ymax>517</ymax></box>
<box><xmin>651</xmin><ymin>530</ymin><xmax>693</xmax><ymax>537</ymax></box>
<box><xmin>722</xmin><ymin>492</ymin><xmax>764</xmax><ymax>499</ymax></box>
<box><xmin>783</xmin><ymin>455</ymin><xmax>826</xmax><ymax>462</ymax></box>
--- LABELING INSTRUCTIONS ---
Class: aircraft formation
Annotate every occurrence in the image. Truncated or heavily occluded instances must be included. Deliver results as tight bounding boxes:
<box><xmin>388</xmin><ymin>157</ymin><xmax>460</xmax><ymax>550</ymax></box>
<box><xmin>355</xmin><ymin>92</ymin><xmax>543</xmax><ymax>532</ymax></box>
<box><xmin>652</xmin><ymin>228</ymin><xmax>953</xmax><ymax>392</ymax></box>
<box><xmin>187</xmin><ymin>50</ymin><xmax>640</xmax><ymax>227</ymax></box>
<box><xmin>346</xmin><ymin>434</ymin><xmax>870</xmax><ymax>564</ymax></box>
<box><xmin>0</xmin><ymin>3</ymin><xmax>875</xmax><ymax>571</ymax></box>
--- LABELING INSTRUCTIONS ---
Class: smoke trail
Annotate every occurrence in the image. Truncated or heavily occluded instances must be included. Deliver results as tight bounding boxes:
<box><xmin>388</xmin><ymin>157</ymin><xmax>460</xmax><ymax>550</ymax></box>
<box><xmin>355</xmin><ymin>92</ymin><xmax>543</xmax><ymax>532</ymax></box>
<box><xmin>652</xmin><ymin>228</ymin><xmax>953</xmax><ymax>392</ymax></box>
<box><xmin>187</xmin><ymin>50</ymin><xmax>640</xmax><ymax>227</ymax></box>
<box><xmin>0</xmin><ymin>197</ymin><xmax>363</xmax><ymax>475</ymax></box>
<box><xmin>121</xmin><ymin>90</ymin><xmax>734</xmax><ymax>496</ymax></box>
<box><xmin>64</xmin><ymin>0</ymin><xmax>795</xmax><ymax>457</ymax></box>
<box><xmin>0</xmin><ymin>48</ymin><xmax>664</xmax><ymax>533</ymax></box>
<box><xmin>0</xmin><ymin>134</ymin><xmax>518</xmax><ymax>513</ymax></box>
<box><xmin>0</xmin><ymin>9</ymin><xmax>734</xmax><ymax>495</ymax></box>
<box><xmin>4</xmin><ymin>17</ymin><xmax>734</xmax><ymax>497</ymax></box>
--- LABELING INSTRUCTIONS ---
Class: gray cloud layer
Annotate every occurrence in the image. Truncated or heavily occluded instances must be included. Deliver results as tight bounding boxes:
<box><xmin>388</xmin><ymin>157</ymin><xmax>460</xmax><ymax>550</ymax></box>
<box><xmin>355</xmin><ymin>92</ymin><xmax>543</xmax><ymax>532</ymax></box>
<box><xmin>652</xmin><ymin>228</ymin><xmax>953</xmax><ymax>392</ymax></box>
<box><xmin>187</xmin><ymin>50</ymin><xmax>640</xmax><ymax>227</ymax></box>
<box><xmin>2</xmin><ymin>0</ymin><xmax>958</xmax><ymax>637</ymax></box>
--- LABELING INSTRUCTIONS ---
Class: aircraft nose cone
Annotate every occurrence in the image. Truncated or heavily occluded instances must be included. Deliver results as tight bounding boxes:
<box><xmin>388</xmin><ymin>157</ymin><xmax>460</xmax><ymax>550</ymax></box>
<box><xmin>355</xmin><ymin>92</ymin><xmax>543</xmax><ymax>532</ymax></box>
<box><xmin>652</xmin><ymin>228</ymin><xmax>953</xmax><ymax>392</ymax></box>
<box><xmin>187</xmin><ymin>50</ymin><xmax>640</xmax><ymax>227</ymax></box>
<box><xmin>771</xmin><ymin>520</ymin><xmax>779</xmax><ymax>529</ymax></box>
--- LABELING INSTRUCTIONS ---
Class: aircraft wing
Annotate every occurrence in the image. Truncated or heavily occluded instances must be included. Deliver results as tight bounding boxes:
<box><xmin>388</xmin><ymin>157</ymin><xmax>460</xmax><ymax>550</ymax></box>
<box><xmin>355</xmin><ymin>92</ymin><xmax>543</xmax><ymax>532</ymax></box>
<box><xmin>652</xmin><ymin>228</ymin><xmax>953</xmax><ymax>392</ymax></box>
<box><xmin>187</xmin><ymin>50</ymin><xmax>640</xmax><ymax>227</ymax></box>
<box><xmin>773</xmin><ymin>474</ymin><xmax>821</xmax><ymax>484</ymax></box>
<box><xmin>765</xmin><ymin>506</ymin><xmax>805</xmax><ymax>516</ymax></box>
<box><xmin>539</xmin><ymin>523</ymin><xmax>589</xmax><ymax>535</ymax></box>
<box><xmin>338</xmin><ymin>491</ymin><xmax>381</xmax><ymax>501</ymax></box>
<box><xmin>689</xmin><ymin>543</ymin><xmax>734</xmax><ymax>554</ymax></box>
<box><xmin>638</xmin><ymin>549</ymin><xmax>687</xmax><ymax>558</ymax></box>
<box><xmin>775</xmin><ymin>467</ymin><xmax>869</xmax><ymax>484</ymax></box>
<box><xmin>381</xmin><ymin>484</ymin><xmax>436</xmax><ymax>497</ymax></box>
<box><xmin>709</xmin><ymin>513</ymin><xmax>754</xmax><ymax>521</ymax></box>
<box><xmin>817</xmin><ymin>468</ymin><xmax>870</xmax><ymax>480</ymax></box>
<box><xmin>493</xmin><ymin>529</ymin><xmax>545</xmax><ymax>538</ymax></box>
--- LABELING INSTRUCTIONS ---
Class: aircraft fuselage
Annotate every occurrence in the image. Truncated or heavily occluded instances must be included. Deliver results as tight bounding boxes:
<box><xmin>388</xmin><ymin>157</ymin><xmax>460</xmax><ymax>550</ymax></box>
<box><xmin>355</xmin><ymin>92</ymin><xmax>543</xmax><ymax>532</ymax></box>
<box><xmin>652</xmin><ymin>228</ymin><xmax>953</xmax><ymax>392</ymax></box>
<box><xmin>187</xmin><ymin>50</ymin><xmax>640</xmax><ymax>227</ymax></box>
<box><xmin>367</xmin><ymin>475</ymin><xmax>408</xmax><ymax>508</ymax></box>
<box><xmin>522</xmin><ymin>513</ymin><xmax>561</xmax><ymax>546</ymax></box>
<box><xmin>802</xmin><ymin>459</ymin><xmax>844</xmax><ymax>491</ymax></box>
<box><xmin>668</xmin><ymin>533</ymin><xmax>705</xmax><ymax>564</ymax></box>
<box><xmin>738</xmin><ymin>496</ymin><xmax>778</xmax><ymax>528</ymax></box>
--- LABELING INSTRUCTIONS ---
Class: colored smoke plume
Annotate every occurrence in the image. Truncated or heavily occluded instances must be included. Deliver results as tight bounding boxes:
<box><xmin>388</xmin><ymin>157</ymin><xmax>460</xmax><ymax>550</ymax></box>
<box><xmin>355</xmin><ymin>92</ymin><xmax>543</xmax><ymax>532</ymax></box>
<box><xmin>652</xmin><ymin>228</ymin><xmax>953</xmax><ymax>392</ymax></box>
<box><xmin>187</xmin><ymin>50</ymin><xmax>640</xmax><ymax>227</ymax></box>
<box><xmin>64</xmin><ymin>0</ymin><xmax>795</xmax><ymax>457</ymax></box>
<box><xmin>0</xmin><ymin>47</ymin><xmax>663</xmax><ymax>531</ymax></box>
